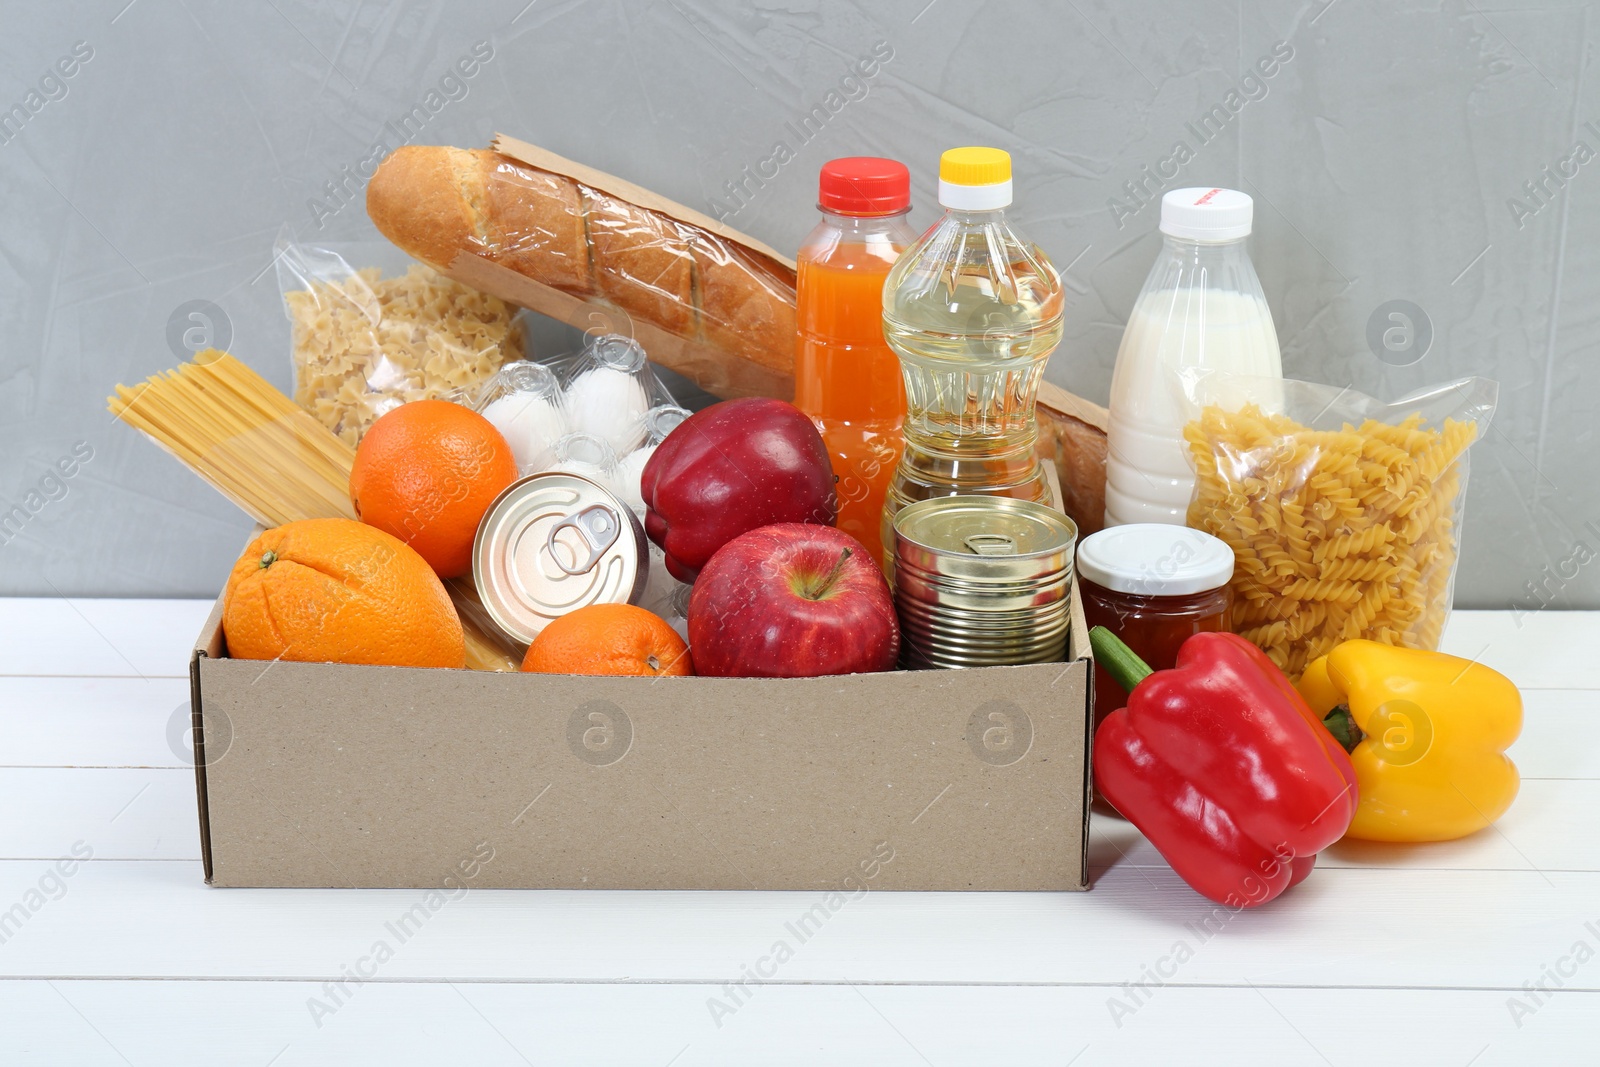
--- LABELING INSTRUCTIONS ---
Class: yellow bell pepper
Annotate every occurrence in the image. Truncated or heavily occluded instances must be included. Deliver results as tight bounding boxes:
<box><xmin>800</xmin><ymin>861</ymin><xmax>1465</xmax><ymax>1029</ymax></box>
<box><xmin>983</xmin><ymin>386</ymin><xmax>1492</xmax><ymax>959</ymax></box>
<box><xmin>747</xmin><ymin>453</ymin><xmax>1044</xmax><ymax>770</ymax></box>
<box><xmin>1297</xmin><ymin>640</ymin><xmax>1521</xmax><ymax>842</ymax></box>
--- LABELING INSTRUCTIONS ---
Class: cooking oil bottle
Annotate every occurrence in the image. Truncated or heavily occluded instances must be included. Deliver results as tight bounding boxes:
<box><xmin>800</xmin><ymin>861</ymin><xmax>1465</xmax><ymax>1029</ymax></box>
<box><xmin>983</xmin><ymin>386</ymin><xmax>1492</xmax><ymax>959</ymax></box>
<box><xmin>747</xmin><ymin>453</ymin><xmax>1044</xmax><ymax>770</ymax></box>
<box><xmin>879</xmin><ymin>147</ymin><xmax>1065</xmax><ymax>570</ymax></box>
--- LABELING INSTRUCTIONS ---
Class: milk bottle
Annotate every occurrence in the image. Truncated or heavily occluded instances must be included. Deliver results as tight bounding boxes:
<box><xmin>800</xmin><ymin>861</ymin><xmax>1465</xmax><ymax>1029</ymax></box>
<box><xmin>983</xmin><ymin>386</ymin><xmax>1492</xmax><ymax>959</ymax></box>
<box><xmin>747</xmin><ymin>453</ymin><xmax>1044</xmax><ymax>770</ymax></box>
<box><xmin>1104</xmin><ymin>188</ymin><xmax>1282</xmax><ymax>527</ymax></box>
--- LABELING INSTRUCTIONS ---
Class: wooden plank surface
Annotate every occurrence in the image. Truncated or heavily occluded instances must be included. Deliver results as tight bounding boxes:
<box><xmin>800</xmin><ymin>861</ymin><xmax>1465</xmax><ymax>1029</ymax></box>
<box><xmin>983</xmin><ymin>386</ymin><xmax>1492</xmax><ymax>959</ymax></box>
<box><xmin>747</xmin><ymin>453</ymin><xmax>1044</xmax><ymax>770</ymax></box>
<box><xmin>0</xmin><ymin>600</ymin><xmax>1592</xmax><ymax>1064</ymax></box>
<box><xmin>0</xmin><ymin>857</ymin><xmax>1595</xmax><ymax>990</ymax></box>
<box><xmin>2</xmin><ymin>980</ymin><xmax>1592</xmax><ymax>1066</ymax></box>
<box><xmin>0</xmin><ymin>599</ymin><xmax>212</xmax><ymax>678</ymax></box>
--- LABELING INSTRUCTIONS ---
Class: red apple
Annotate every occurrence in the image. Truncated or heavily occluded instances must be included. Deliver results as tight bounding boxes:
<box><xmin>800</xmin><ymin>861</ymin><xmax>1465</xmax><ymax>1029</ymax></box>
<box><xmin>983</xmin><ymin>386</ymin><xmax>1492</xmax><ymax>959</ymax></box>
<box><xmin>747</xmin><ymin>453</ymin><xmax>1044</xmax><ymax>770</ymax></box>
<box><xmin>641</xmin><ymin>398</ymin><xmax>837</xmax><ymax>583</ymax></box>
<box><xmin>688</xmin><ymin>523</ymin><xmax>898</xmax><ymax>678</ymax></box>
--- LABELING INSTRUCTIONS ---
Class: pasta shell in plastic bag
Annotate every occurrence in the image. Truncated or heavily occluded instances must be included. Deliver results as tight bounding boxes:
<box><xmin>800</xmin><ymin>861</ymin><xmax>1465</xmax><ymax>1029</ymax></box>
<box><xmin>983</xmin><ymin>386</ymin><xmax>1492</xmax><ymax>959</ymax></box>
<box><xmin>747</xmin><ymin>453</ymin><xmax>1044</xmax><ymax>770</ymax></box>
<box><xmin>274</xmin><ymin>231</ymin><xmax>525</xmax><ymax>447</ymax></box>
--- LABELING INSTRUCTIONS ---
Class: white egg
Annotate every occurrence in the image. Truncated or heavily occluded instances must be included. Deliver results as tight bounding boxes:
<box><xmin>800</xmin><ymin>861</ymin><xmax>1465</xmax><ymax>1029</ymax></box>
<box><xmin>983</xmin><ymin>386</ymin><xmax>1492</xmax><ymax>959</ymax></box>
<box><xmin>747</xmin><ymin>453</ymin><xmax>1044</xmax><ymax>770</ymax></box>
<box><xmin>482</xmin><ymin>392</ymin><xmax>568</xmax><ymax>475</ymax></box>
<box><xmin>615</xmin><ymin>444</ymin><xmax>657</xmax><ymax>514</ymax></box>
<box><xmin>547</xmin><ymin>432</ymin><xmax>622</xmax><ymax>498</ymax></box>
<box><xmin>639</xmin><ymin>542</ymin><xmax>691</xmax><ymax>640</ymax></box>
<box><xmin>565</xmin><ymin>366</ymin><xmax>649</xmax><ymax>455</ymax></box>
<box><xmin>548</xmin><ymin>460</ymin><xmax>619</xmax><ymax>497</ymax></box>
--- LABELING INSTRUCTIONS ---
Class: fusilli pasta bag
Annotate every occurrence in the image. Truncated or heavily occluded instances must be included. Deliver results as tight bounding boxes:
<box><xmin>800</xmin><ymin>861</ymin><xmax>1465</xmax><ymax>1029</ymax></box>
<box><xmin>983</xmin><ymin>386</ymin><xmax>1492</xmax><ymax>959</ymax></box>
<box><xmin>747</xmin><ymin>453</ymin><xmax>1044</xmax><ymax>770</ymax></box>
<box><xmin>1177</xmin><ymin>373</ymin><xmax>1497</xmax><ymax>679</ymax></box>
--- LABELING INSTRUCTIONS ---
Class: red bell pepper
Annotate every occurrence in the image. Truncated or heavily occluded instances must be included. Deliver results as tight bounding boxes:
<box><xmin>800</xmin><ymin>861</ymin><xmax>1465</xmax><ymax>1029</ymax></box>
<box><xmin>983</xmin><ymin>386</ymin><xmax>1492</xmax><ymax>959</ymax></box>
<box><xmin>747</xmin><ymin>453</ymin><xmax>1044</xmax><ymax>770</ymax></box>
<box><xmin>1091</xmin><ymin>626</ymin><xmax>1359</xmax><ymax>908</ymax></box>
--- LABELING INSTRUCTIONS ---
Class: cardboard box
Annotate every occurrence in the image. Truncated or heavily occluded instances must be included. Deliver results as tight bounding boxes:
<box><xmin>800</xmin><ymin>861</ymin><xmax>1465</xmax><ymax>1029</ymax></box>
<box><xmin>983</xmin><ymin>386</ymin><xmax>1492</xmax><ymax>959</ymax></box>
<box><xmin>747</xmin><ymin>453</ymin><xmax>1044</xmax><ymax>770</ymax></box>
<box><xmin>188</xmin><ymin>586</ymin><xmax>1094</xmax><ymax>891</ymax></box>
<box><xmin>191</xmin><ymin>140</ymin><xmax>1097</xmax><ymax>886</ymax></box>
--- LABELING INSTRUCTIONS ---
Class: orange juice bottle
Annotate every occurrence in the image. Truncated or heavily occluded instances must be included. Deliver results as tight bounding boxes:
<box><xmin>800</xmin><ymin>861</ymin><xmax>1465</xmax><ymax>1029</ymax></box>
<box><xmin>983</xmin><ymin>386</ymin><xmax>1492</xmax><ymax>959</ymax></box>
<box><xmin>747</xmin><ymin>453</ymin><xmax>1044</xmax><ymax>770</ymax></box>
<box><xmin>795</xmin><ymin>158</ymin><xmax>915</xmax><ymax>569</ymax></box>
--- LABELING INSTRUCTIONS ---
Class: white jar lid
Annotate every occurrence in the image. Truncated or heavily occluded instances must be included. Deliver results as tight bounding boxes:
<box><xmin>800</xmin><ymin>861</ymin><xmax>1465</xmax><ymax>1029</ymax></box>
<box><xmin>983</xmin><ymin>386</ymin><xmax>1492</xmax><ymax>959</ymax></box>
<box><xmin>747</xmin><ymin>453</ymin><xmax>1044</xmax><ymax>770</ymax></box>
<box><xmin>1160</xmin><ymin>187</ymin><xmax>1252</xmax><ymax>241</ymax></box>
<box><xmin>1076</xmin><ymin>523</ymin><xmax>1235</xmax><ymax>596</ymax></box>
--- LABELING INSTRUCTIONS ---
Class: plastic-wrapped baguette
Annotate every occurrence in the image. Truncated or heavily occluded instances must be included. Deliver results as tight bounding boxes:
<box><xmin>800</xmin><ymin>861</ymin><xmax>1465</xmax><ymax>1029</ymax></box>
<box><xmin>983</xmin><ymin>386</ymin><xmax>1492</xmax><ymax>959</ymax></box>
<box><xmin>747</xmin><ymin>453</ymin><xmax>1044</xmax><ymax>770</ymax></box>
<box><xmin>366</xmin><ymin>146</ymin><xmax>796</xmax><ymax>387</ymax></box>
<box><xmin>368</xmin><ymin>142</ymin><xmax>1113</xmax><ymax>535</ymax></box>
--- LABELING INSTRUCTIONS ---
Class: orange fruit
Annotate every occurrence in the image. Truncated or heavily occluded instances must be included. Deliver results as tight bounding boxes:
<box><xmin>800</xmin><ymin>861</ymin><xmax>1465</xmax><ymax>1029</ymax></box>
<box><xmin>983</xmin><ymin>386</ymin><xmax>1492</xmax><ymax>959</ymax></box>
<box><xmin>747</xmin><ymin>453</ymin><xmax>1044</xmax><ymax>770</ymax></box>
<box><xmin>223</xmin><ymin>518</ymin><xmax>465</xmax><ymax>669</ymax></box>
<box><xmin>522</xmin><ymin>603</ymin><xmax>693</xmax><ymax>677</ymax></box>
<box><xmin>349</xmin><ymin>399</ymin><xmax>519</xmax><ymax>579</ymax></box>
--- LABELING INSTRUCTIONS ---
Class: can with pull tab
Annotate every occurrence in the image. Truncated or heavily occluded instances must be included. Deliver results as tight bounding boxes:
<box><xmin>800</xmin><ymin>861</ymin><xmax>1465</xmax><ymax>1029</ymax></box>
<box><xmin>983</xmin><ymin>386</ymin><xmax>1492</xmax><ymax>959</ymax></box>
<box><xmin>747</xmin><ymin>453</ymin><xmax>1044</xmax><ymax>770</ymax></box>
<box><xmin>892</xmin><ymin>496</ymin><xmax>1077</xmax><ymax>670</ymax></box>
<box><xmin>472</xmin><ymin>472</ymin><xmax>649</xmax><ymax>650</ymax></box>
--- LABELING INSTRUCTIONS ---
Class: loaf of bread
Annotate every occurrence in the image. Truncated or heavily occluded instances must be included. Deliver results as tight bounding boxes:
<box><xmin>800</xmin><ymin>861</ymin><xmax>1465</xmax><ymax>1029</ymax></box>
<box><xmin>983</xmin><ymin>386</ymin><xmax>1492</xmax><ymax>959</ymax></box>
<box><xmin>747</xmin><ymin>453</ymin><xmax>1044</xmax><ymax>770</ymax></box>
<box><xmin>367</xmin><ymin>147</ymin><xmax>796</xmax><ymax>375</ymax></box>
<box><xmin>369</xmin><ymin>144</ymin><xmax>1113</xmax><ymax>533</ymax></box>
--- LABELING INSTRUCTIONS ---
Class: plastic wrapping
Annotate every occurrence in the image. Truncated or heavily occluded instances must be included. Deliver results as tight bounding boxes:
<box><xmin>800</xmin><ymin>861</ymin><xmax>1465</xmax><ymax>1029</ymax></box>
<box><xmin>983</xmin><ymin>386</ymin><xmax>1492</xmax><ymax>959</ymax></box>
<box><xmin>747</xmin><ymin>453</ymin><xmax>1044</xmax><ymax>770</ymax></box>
<box><xmin>1179</xmin><ymin>373</ymin><xmax>1498</xmax><ymax>678</ymax></box>
<box><xmin>276</xmin><ymin>236</ymin><xmax>524</xmax><ymax>446</ymax></box>
<box><xmin>465</xmin><ymin>149</ymin><xmax>798</xmax><ymax>374</ymax></box>
<box><xmin>472</xmin><ymin>361</ymin><xmax>570</xmax><ymax>475</ymax></box>
<box><xmin>549</xmin><ymin>335</ymin><xmax>676</xmax><ymax>455</ymax></box>
<box><xmin>465</xmin><ymin>334</ymin><xmax>693</xmax><ymax>638</ymax></box>
<box><xmin>640</xmin><ymin>547</ymin><xmax>692</xmax><ymax>641</ymax></box>
<box><xmin>470</xmin><ymin>332</ymin><xmax>686</xmax><ymax>499</ymax></box>
<box><xmin>616</xmin><ymin>404</ymin><xmax>690</xmax><ymax>513</ymax></box>
<box><xmin>546</xmin><ymin>432</ymin><xmax>623</xmax><ymax>498</ymax></box>
<box><xmin>623</xmin><ymin>405</ymin><xmax>694</xmax><ymax>634</ymax></box>
<box><xmin>364</xmin><ymin>141</ymin><xmax>798</xmax><ymax>400</ymax></box>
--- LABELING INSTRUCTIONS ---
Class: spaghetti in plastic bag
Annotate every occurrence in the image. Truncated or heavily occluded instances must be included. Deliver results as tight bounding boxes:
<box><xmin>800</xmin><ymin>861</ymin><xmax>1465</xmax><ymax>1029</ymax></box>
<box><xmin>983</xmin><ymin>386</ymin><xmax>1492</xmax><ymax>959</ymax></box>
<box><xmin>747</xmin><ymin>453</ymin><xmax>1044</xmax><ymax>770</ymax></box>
<box><xmin>1179</xmin><ymin>373</ymin><xmax>1497</xmax><ymax>678</ymax></box>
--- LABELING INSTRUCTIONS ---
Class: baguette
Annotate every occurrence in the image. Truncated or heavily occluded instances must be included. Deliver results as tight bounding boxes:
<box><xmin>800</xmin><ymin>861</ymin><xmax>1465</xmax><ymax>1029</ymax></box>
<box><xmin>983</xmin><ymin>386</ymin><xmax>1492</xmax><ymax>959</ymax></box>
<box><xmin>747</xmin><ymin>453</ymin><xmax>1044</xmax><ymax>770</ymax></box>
<box><xmin>585</xmin><ymin>190</ymin><xmax>696</xmax><ymax>338</ymax></box>
<box><xmin>693</xmin><ymin>236</ymin><xmax>796</xmax><ymax>368</ymax></box>
<box><xmin>368</xmin><ymin>146</ymin><xmax>795</xmax><ymax>374</ymax></box>
<box><xmin>369</xmin><ymin>144</ymin><xmax>1111</xmax><ymax>532</ymax></box>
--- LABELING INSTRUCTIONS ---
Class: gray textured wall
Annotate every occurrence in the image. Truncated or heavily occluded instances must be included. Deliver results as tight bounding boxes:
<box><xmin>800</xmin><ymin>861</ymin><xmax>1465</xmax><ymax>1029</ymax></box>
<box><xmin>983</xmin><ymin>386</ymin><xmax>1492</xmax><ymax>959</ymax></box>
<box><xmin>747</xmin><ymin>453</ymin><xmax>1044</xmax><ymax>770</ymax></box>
<box><xmin>1</xmin><ymin>0</ymin><xmax>1593</xmax><ymax>611</ymax></box>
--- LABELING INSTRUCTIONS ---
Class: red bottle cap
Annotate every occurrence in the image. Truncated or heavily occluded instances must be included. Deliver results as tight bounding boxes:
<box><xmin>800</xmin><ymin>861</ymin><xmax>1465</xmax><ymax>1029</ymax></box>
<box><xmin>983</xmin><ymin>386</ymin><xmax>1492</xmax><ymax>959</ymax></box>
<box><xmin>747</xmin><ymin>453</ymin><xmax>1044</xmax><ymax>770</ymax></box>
<box><xmin>818</xmin><ymin>157</ymin><xmax>911</xmax><ymax>216</ymax></box>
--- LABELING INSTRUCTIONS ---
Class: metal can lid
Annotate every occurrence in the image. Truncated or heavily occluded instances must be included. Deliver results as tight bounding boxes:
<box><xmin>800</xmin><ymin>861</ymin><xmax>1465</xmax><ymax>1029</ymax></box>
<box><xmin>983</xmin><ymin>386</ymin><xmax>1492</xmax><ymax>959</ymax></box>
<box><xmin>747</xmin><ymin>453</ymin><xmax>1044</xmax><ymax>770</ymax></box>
<box><xmin>472</xmin><ymin>472</ymin><xmax>648</xmax><ymax>647</ymax></box>
<box><xmin>894</xmin><ymin>496</ymin><xmax>1077</xmax><ymax>560</ymax></box>
<box><xmin>1075</xmin><ymin>523</ymin><xmax>1234</xmax><ymax>596</ymax></box>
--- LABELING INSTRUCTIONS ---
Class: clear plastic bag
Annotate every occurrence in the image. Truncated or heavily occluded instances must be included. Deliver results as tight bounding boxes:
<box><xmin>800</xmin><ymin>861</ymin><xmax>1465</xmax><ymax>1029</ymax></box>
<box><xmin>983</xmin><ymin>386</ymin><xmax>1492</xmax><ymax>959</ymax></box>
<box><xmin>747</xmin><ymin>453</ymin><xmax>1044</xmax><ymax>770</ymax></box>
<box><xmin>466</xmin><ymin>330</ymin><xmax>687</xmax><ymax>494</ymax></box>
<box><xmin>365</xmin><ymin>145</ymin><xmax>799</xmax><ymax>398</ymax></box>
<box><xmin>276</xmin><ymin>235</ymin><xmax>525</xmax><ymax>446</ymax></box>
<box><xmin>640</xmin><ymin>551</ymin><xmax>692</xmax><ymax>641</ymax></box>
<box><xmin>463</xmin><ymin>345</ymin><xmax>694</xmax><ymax>638</ymax></box>
<box><xmin>1178</xmin><ymin>372</ymin><xmax>1498</xmax><ymax>678</ymax></box>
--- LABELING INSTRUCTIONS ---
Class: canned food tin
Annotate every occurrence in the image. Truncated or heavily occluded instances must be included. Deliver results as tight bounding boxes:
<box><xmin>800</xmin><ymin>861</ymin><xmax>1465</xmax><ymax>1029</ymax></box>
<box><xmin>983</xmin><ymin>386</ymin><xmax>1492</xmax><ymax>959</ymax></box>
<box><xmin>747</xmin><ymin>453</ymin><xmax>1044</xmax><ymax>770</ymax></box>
<box><xmin>902</xmin><ymin>629</ymin><xmax>1068</xmax><ymax>660</ymax></box>
<box><xmin>894</xmin><ymin>568</ymin><xmax>1072</xmax><ymax>614</ymax></box>
<box><xmin>472</xmin><ymin>472</ymin><xmax>648</xmax><ymax>648</ymax></box>
<box><xmin>895</xmin><ymin>497</ymin><xmax>1076</xmax><ymax>578</ymax></box>
<box><xmin>892</xmin><ymin>496</ymin><xmax>1077</xmax><ymax>670</ymax></box>
<box><xmin>895</xmin><ymin>603</ymin><xmax>1071</xmax><ymax>640</ymax></box>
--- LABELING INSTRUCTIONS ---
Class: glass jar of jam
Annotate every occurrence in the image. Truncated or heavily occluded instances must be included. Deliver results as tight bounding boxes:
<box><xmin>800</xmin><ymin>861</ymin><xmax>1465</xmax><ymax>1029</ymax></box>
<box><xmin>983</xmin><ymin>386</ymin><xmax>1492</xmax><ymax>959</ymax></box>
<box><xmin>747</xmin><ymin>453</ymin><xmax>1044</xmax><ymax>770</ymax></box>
<box><xmin>1076</xmin><ymin>524</ymin><xmax>1234</xmax><ymax>734</ymax></box>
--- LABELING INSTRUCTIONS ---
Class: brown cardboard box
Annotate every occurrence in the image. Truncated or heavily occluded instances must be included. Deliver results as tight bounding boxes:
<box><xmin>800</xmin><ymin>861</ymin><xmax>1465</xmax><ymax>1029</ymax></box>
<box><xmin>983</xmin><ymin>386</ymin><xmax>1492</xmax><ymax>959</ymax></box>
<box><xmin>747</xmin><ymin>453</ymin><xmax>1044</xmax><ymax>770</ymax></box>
<box><xmin>188</xmin><ymin>586</ymin><xmax>1093</xmax><ymax>891</ymax></box>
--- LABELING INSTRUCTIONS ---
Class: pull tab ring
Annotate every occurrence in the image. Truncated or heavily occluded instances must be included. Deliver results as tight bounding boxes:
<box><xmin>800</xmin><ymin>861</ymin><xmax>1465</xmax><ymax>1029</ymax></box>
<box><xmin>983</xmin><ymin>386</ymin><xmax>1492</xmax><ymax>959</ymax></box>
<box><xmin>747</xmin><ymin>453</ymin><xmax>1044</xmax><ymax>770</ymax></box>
<box><xmin>963</xmin><ymin>533</ymin><xmax>1017</xmax><ymax>556</ymax></box>
<box><xmin>547</xmin><ymin>503</ymin><xmax>621</xmax><ymax>576</ymax></box>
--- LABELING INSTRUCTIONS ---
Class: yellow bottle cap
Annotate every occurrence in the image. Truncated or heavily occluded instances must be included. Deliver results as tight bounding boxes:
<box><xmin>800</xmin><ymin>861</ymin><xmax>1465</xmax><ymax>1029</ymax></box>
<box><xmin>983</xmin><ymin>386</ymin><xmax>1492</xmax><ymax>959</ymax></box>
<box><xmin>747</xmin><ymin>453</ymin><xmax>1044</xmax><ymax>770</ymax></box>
<box><xmin>939</xmin><ymin>147</ymin><xmax>1012</xmax><ymax>186</ymax></box>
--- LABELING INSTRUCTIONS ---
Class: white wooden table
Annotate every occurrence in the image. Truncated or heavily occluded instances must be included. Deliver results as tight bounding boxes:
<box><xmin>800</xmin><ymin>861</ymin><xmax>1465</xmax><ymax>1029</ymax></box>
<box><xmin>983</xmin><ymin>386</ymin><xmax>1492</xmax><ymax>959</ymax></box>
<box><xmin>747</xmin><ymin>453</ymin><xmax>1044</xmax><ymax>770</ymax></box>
<box><xmin>1</xmin><ymin>600</ymin><xmax>1593</xmax><ymax>1064</ymax></box>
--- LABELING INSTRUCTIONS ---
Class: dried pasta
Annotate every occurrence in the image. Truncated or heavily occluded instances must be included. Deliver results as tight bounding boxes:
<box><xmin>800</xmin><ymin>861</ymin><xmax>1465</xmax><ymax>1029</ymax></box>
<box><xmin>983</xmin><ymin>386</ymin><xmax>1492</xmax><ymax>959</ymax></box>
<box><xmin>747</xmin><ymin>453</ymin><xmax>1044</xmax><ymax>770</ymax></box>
<box><xmin>109</xmin><ymin>350</ymin><xmax>519</xmax><ymax>672</ymax></box>
<box><xmin>1185</xmin><ymin>404</ymin><xmax>1476</xmax><ymax>678</ymax></box>
<box><xmin>287</xmin><ymin>265</ymin><xmax>522</xmax><ymax>446</ymax></box>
